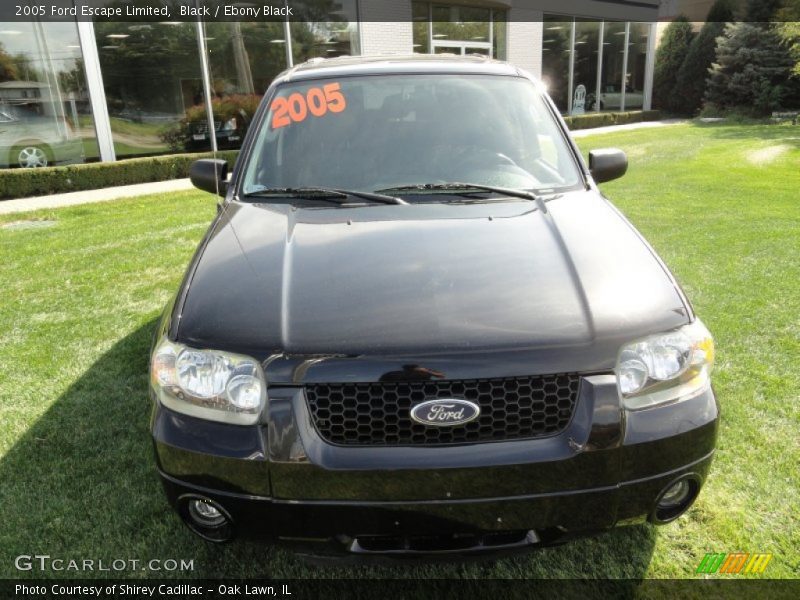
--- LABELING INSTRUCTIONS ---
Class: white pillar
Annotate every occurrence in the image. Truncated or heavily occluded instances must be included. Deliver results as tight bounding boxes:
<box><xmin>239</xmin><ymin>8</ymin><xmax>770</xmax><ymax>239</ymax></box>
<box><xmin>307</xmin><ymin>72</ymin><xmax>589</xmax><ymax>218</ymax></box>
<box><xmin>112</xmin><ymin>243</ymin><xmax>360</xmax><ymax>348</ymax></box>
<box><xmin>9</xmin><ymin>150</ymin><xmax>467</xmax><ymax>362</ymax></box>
<box><xmin>643</xmin><ymin>23</ymin><xmax>657</xmax><ymax>111</ymax></box>
<box><xmin>595</xmin><ymin>22</ymin><xmax>605</xmax><ymax>112</ymax></box>
<box><xmin>283</xmin><ymin>12</ymin><xmax>293</xmax><ymax>67</ymax></box>
<box><xmin>568</xmin><ymin>20</ymin><xmax>576</xmax><ymax>114</ymax></box>
<box><xmin>620</xmin><ymin>22</ymin><xmax>630</xmax><ymax>111</ymax></box>
<box><xmin>76</xmin><ymin>20</ymin><xmax>115</xmax><ymax>163</ymax></box>
<box><xmin>195</xmin><ymin>17</ymin><xmax>217</xmax><ymax>153</ymax></box>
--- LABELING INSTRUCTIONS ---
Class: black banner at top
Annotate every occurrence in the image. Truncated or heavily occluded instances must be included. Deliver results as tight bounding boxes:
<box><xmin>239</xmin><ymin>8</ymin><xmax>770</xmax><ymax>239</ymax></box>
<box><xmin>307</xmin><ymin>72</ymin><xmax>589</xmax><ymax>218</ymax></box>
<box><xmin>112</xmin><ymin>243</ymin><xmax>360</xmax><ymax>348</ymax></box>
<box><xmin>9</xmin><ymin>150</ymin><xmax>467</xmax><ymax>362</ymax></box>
<box><xmin>1</xmin><ymin>0</ymin><xmax>796</xmax><ymax>24</ymax></box>
<box><xmin>6</xmin><ymin>1</ymin><xmax>303</xmax><ymax>22</ymax></box>
<box><xmin>0</xmin><ymin>0</ymin><xmax>800</xmax><ymax>23</ymax></box>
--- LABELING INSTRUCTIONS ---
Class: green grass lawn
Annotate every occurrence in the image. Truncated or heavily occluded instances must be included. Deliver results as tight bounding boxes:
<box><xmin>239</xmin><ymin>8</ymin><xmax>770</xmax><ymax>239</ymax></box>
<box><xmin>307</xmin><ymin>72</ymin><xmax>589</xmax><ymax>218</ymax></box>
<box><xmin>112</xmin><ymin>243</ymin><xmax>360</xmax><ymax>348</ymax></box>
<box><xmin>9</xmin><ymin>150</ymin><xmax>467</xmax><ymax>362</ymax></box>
<box><xmin>80</xmin><ymin>116</ymin><xmax>171</xmax><ymax>160</ymax></box>
<box><xmin>81</xmin><ymin>138</ymin><xmax>170</xmax><ymax>161</ymax></box>
<box><xmin>0</xmin><ymin>123</ymin><xmax>798</xmax><ymax>581</ymax></box>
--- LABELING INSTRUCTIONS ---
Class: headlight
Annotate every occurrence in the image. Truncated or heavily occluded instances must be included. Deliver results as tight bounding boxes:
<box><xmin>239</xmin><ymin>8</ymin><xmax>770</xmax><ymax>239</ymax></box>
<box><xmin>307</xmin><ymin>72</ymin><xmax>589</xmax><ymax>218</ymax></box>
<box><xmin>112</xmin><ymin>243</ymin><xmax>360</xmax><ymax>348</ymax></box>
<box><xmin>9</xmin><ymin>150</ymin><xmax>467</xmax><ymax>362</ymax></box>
<box><xmin>150</xmin><ymin>337</ymin><xmax>266</xmax><ymax>425</ymax></box>
<box><xmin>616</xmin><ymin>319</ymin><xmax>714</xmax><ymax>410</ymax></box>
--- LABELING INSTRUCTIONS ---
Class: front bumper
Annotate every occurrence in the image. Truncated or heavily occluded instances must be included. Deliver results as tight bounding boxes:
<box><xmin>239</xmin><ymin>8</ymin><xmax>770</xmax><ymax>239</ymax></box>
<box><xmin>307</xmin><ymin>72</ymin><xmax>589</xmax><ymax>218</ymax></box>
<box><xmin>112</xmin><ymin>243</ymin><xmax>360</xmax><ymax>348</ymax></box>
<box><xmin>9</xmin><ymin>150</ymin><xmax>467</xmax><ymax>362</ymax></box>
<box><xmin>151</xmin><ymin>374</ymin><xmax>719</xmax><ymax>557</ymax></box>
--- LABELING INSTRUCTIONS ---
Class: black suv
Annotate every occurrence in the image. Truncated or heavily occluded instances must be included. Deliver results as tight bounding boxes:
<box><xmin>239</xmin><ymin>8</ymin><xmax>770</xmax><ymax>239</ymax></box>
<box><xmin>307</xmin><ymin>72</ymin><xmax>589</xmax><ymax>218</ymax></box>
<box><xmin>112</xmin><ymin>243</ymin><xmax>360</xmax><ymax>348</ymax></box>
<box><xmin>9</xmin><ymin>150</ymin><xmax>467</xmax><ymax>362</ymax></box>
<box><xmin>150</xmin><ymin>56</ymin><xmax>718</xmax><ymax>559</ymax></box>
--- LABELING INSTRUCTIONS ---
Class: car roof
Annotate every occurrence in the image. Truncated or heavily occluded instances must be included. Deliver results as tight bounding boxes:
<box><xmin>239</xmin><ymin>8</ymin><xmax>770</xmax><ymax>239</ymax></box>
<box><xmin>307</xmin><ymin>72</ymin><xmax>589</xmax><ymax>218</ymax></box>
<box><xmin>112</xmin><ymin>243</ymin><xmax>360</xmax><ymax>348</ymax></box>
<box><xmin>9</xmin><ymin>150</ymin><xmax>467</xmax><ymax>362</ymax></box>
<box><xmin>278</xmin><ymin>54</ymin><xmax>525</xmax><ymax>83</ymax></box>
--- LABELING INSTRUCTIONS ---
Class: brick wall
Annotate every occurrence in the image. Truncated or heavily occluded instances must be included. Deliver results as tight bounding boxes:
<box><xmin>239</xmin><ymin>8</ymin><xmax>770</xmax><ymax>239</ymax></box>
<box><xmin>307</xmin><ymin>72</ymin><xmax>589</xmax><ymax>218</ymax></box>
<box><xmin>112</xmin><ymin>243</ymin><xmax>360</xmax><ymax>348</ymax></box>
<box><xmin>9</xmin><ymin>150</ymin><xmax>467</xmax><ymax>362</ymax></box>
<box><xmin>358</xmin><ymin>0</ymin><xmax>414</xmax><ymax>55</ymax></box>
<box><xmin>506</xmin><ymin>10</ymin><xmax>543</xmax><ymax>77</ymax></box>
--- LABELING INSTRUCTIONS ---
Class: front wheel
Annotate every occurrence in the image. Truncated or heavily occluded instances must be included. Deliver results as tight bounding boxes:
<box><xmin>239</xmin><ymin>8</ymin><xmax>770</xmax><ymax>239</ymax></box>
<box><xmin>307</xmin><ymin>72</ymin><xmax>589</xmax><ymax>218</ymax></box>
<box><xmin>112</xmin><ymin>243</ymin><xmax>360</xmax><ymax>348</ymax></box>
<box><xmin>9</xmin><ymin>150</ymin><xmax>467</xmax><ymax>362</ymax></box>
<box><xmin>15</xmin><ymin>145</ymin><xmax>50</xmax><ymax>168</ymax></box>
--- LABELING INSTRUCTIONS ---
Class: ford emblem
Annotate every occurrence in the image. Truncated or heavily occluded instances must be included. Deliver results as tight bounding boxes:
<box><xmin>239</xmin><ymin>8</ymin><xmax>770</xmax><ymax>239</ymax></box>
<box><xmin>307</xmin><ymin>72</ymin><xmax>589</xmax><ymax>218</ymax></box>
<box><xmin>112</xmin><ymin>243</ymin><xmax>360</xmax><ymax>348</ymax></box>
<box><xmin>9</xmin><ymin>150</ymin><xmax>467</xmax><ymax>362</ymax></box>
<box><xmin>410</xmin><ymin>399</ymin><xmax>480</xmax><ymax>427</ymax></box>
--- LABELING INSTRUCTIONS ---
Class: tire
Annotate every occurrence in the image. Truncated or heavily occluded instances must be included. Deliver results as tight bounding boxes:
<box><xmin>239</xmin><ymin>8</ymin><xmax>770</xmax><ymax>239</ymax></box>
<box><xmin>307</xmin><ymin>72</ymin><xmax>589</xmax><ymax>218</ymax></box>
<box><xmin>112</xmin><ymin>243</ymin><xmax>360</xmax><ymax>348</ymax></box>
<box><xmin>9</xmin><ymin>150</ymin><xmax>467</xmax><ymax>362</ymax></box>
<box><xmin>13</xmin><ymin>144</ymin><xmax>50</xmax><ymax>168</ymax></box>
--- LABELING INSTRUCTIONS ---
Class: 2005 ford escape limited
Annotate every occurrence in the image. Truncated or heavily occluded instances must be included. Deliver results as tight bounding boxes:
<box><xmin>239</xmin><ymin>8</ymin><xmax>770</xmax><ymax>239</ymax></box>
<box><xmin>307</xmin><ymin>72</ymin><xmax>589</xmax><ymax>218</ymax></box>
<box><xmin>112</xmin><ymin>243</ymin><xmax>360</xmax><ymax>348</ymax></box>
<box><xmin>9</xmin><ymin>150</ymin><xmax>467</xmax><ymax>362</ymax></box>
<box><xmin>150</xmin><ymin>56</ymin><xmax>718</xmax><ymax>557</ymax></box>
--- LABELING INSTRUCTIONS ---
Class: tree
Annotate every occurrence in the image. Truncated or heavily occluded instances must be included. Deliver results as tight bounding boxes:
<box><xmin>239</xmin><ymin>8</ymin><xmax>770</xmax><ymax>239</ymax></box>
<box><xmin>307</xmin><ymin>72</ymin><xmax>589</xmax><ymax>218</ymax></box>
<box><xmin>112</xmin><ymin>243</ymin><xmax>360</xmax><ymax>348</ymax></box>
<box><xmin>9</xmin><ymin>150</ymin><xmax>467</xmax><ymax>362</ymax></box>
<box><xmin>0</xmin><ymin>43</ymin><xmax>17</xmax><ymax>82</ymax></box>
<box><xmin>776</xmin><ymin>1</ymin><xmax>800</xmax><ymax>78</ymax></box>
<box><xmin>674</xmin><ymin>0</ymin><xmax>737</xmax><ymax>115</ymax></box>
<box><xmin>744</xmin><ymin>0</ymin><xmax>782</xmax><ymax>22</ymax></box>
<box><xmin>653</xmin><ymin>16</ymin><xmax>694</xmax><ymax>113</ymax></box>
<box><xmin>705</xmin><ymin>21</ymin><xmax>795</xmax><ymax>115</ymax></box>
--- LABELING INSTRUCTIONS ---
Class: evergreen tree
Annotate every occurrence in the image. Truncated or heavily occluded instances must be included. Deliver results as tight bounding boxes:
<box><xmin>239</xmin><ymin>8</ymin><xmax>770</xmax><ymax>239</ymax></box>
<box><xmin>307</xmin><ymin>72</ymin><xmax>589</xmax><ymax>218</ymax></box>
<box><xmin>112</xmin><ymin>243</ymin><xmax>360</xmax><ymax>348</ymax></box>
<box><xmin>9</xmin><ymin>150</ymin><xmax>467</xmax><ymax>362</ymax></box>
<box><xmin>744</xmin><ymin>0</ymin><xmax>782</xmax><ymax>22</ymax></box>
<box><xmin>674</xmin><ymin>0</ymin><xmax>737</xmax><ymax>115</ymax></box>
<box><xmin>653</xmin><ymin>16</ymin><xmax>694</xmax><ymax>113</ymax></box>
<box><xmin>777</xmin><ymin>1</ymin><xmax>800</xmax><ymax>78</ymax></box>
<box><xmin>705</xmin><ymin>21</ymin><xmax>795</xmax><ymax>115</ymax></box>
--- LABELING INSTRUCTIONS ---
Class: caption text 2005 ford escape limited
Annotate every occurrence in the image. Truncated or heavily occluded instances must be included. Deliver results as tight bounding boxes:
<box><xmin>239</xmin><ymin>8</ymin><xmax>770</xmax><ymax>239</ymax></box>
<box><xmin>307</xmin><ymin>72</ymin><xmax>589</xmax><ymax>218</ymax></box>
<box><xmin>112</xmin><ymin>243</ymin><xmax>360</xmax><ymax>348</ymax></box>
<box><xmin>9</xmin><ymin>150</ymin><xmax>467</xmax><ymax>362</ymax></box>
<box><xmin>149</xmin><ymin>56</ymin><xmax>718</xmax><ymax>558</ymax></box>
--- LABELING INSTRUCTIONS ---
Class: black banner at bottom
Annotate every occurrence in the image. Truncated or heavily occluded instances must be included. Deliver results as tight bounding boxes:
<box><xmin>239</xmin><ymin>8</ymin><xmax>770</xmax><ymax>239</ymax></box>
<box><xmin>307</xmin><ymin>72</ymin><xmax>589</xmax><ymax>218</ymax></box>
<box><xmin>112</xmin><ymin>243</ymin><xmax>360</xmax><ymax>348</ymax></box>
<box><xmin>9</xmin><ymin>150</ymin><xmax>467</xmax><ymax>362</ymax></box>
<box><xmin>2</xmin><ymin>579</ymin><xmax>799</xmax><ymax>600</ymax></box>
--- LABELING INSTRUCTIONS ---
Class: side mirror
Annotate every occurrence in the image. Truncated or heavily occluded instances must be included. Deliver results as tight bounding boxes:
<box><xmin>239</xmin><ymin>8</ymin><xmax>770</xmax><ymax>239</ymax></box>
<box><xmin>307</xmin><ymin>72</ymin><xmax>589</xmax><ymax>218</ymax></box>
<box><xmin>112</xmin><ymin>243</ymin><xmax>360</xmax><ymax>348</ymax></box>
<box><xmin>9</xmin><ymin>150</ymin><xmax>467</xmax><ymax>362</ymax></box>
<box><xmin>589</xmin><ymin>148</ymin><xmax>628</xmax><ymax>184</ymax></box>
<box><xmin>189</xmin><ymin>159</ymin><xmax>228</xmax><ymax>196</ymax></box>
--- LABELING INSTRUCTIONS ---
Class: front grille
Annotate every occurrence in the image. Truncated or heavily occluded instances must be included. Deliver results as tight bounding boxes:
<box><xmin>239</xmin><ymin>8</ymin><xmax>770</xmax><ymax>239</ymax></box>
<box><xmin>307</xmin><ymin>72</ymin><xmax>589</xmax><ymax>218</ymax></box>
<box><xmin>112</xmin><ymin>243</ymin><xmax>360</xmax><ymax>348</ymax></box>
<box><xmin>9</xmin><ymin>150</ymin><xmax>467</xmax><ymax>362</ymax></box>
<box><xmin>305</xmin><ymin>374</ymin><xmax>580</xmax><ymax>446</ymax></box>
<box><xmin>353</xmin><ymin>530</ymin><xmax>535</xmax><ymax>553</ymax></box>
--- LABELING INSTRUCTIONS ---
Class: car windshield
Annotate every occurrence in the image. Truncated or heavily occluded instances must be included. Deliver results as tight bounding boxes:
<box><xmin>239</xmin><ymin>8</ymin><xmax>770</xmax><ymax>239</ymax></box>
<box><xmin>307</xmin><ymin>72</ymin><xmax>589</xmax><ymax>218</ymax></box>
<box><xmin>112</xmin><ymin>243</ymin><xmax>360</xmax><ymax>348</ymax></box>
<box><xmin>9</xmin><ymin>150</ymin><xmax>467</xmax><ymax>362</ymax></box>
<box><xmin>241</xmin><ymin>73</ymin><xmax>583</xmax><ymax>200</ymax></box>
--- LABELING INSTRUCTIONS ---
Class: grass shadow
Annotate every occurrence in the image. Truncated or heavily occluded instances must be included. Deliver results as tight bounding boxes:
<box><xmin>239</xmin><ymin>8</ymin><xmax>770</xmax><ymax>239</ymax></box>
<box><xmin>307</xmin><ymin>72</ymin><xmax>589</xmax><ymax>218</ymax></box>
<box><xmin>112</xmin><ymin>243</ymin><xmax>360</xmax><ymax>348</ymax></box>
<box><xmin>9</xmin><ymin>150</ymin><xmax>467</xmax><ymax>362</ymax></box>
<box><xmin>0</xmin><ymin>321</ymin><xmax>657</xmax><ymax>580</ymax></box>
<box><xmin>689</xmin><ymin>120</ymin><xmax>800</xmax><ymax>147</ymax></box>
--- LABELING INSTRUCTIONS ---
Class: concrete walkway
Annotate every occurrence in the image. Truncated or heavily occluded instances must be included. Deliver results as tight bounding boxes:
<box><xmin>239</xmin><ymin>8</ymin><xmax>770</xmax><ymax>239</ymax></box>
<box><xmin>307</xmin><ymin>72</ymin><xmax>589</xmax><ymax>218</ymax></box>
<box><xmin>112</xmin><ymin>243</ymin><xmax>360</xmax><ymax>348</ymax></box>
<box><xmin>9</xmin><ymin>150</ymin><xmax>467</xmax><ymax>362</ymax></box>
<box><xmin>0</xmin><ymin>178</ymin><xmax>194</xmax><ymax>215</ymax></box>
<box><xmin>0</xmin><ymin>119</ymin><xmax>686</xmax><ymax>215</ymax></box>
<box><xmin>570</xmin><ymin>118</ymin><xmax>686</xmax><ymax>138</ymax></box>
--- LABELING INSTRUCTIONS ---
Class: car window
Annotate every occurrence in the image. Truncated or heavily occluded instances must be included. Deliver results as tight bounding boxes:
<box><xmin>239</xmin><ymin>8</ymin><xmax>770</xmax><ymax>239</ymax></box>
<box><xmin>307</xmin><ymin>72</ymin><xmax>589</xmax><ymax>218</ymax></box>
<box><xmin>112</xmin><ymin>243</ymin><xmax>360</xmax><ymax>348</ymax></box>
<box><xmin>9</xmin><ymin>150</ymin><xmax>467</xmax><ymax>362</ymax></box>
<box><xmin>241</xmin><ymin>74</ymin><xmax>582</xmax><ymax>198</ymax></box>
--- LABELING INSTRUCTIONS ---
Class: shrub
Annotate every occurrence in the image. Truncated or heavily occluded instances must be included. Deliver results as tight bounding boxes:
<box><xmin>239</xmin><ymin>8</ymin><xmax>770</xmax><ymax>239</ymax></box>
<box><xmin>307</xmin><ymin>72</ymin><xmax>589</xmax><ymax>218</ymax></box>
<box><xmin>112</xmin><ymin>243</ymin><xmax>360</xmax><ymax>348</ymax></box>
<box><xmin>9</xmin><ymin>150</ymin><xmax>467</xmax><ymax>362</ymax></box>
<box><xmin>674</xmin><ymin>0</ymin><xmax>736</xmax><ymax>116</ymax></box>
<box><xmin>705</xmin><ymin>22</ymin><xmax>796</xmax><ymax>116</ymax></box>
<box><xmin>563</xmin><ymin>110</ymin><xmax>661</xmax><ymax>130</ymax></box>
<box><xmin>0</xmin><ymin>151</ymin><xmax>239</xmax><ymax>200</ymax></box>
<box><xmin>160</xmin><ymin>94</ymin><xmax>262</xmax><ymax>152</ymax></box>
<box><xmin>653</xmin><ymin>16</ymin><xmax>695</xmax><ymax>114</ymax></box>
<box><xmin>185</xmin><ymin>94</ymin><xmax>262</xmax><ymax>124</ymax></box>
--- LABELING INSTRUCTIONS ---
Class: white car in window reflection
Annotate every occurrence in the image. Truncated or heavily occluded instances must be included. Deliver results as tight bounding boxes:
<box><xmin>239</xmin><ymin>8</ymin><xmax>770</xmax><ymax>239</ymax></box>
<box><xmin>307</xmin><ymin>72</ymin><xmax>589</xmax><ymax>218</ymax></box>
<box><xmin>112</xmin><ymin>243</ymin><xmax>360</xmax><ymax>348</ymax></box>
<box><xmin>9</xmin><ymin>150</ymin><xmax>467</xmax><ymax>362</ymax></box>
<box><xmin>0</xmin><ymin>105</ymin><xmax>84</xmax><ymax>169</ymax></box>
<box><xmin>593</xmin><ymin>85</ymin><xmax>644</xmax><ymax>111</ymax></box>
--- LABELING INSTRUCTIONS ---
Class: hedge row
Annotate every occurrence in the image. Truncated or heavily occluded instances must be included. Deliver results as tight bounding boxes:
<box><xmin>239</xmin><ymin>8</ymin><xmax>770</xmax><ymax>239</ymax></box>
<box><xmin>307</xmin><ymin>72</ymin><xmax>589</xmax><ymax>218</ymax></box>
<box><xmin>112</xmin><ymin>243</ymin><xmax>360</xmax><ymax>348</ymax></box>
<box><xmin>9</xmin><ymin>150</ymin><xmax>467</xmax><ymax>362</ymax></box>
<box><xmin>563</xmin><ymin>110</ymin><xmax>662</xmax><ymax>131</ymax></box>
<box><xmin>0</xmin><ymin>150</ymin><xmax>239</xmax><ymax>201</ymax></box>
<box><xmin>0</xmin><ymin>111</ymin><xmax>660</xmax><ymax>201</ymax></box>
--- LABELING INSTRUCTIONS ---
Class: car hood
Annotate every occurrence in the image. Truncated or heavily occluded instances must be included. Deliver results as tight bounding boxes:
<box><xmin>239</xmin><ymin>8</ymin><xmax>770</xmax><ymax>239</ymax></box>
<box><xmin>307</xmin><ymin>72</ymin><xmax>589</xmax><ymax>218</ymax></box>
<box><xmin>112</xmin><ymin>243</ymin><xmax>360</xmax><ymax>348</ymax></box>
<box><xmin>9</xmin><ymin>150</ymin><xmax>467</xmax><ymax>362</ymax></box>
<box><xmin>176</xmin><ymin>192</ymin><xmax>690</xmax><ymax>380</ymax></box>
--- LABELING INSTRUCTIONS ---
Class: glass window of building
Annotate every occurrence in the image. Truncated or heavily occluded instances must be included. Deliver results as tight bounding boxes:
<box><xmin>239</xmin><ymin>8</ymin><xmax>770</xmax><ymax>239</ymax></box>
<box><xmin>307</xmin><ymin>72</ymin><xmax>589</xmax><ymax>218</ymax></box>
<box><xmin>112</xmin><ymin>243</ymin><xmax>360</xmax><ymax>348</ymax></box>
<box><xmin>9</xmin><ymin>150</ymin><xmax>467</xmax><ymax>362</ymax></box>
<box><xmin>492</xmin><ymin>10</ymin><xmax>507</xmax><ymax>61</ymax></box>
<box><xmin>290</xmin><ymin>0</ymin><xmax>360</xmax><ymax>63</ymax></box>
<box><xmin>412</xmin><ymin>3</ymin><xmax>506</xmax><ymax>58</ymax></box>
<box><xmin>94</xmin><ymin>22</ymin><xmax>204</xmax><ymax>156</ymax></box>
<box><xmin>541</xmin><ymin>16</ymin><xmax>573</xmax><ymax>113</ymax></box>
<box><xmin>626</xmin><ymin>23</ymin><xmax>651</xmax><ymax>110</ymax></box>
<box><xmin>542</xmin><ymin>16</ymin><xmax>652</xmax><ymax>115</ymax></box>
<box><xmin>598</xmin><ymin>21</ymin><xmax>626</xmax><ymax>111</ymax></box>
<box><xmin>197</xmin><ymin>1</ymin><xmax>359</xmax><ymax>153</ymax></box>
<box><xmin>202</xmin><ymin>21</ymin><xmax>288</xmax><ymax>153</ymax></box>
<box><xmin>412</xmin><ymin>2</ymin><xmax>430</xmax><ymax>54</ymax></box>
<box><xmin>0</xmin><ymin>22</ymin><xmax>92</xmax><ymax>169</ymax></box>
<box><xmin>432</xmin><ymin>4</ymin><xmax>491</xmax><ymax>55</ymax></box>
<box><xmin>572</xmin><ymin>20</ymin><xmax>601</xmax><ymax>116</ymax></box>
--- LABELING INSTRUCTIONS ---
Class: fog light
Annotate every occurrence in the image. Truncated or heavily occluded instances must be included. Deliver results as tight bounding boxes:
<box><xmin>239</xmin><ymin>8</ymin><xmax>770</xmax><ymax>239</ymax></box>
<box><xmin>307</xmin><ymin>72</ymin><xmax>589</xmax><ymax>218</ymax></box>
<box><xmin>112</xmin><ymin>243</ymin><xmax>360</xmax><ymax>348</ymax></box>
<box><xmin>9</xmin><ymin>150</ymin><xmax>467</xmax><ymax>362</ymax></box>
<box><xmin>188</xmin><ymin>499</ymin><xmax>226</xmax><ymax>527</ymax></box>
<box><xmin>658</xmin><ymin>480</ymin><xmax>691</xmax><ymax>508</ymax></box>
<box><xmin>177</xmin><ymin>495</ymin><xmax>235</xmax><ymax>543</ymax></box>
<box><xmin>650</xmin><ymin>475</ymin><xmax>701</xmax><ymax>524</ymax></box>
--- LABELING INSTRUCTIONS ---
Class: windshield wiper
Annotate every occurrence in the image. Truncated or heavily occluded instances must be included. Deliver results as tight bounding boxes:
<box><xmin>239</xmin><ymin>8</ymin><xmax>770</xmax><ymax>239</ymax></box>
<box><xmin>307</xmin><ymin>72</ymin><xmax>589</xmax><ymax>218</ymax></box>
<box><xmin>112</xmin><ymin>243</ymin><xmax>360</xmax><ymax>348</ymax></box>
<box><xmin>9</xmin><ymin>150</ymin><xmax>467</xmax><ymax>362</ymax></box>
<box><xmin>376</xmin><ymin>182</ymin><xmax>548</xmax><ymax>212</ymax></box>
<box><xmin>243</xmin><ymin>186</ymin><xmax>407</xmax><ymax>206</ymax></box>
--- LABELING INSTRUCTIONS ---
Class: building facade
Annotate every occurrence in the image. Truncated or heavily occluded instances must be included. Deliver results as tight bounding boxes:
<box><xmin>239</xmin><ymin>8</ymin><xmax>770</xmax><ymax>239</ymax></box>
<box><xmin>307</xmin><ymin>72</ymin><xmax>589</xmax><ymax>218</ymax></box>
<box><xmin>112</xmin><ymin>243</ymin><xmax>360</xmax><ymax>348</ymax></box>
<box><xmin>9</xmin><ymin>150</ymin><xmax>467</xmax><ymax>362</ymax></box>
<box><xmin>0</xmin><ymin>0</ymin><xmax>659</xmax><ymax>170</ymax></box>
